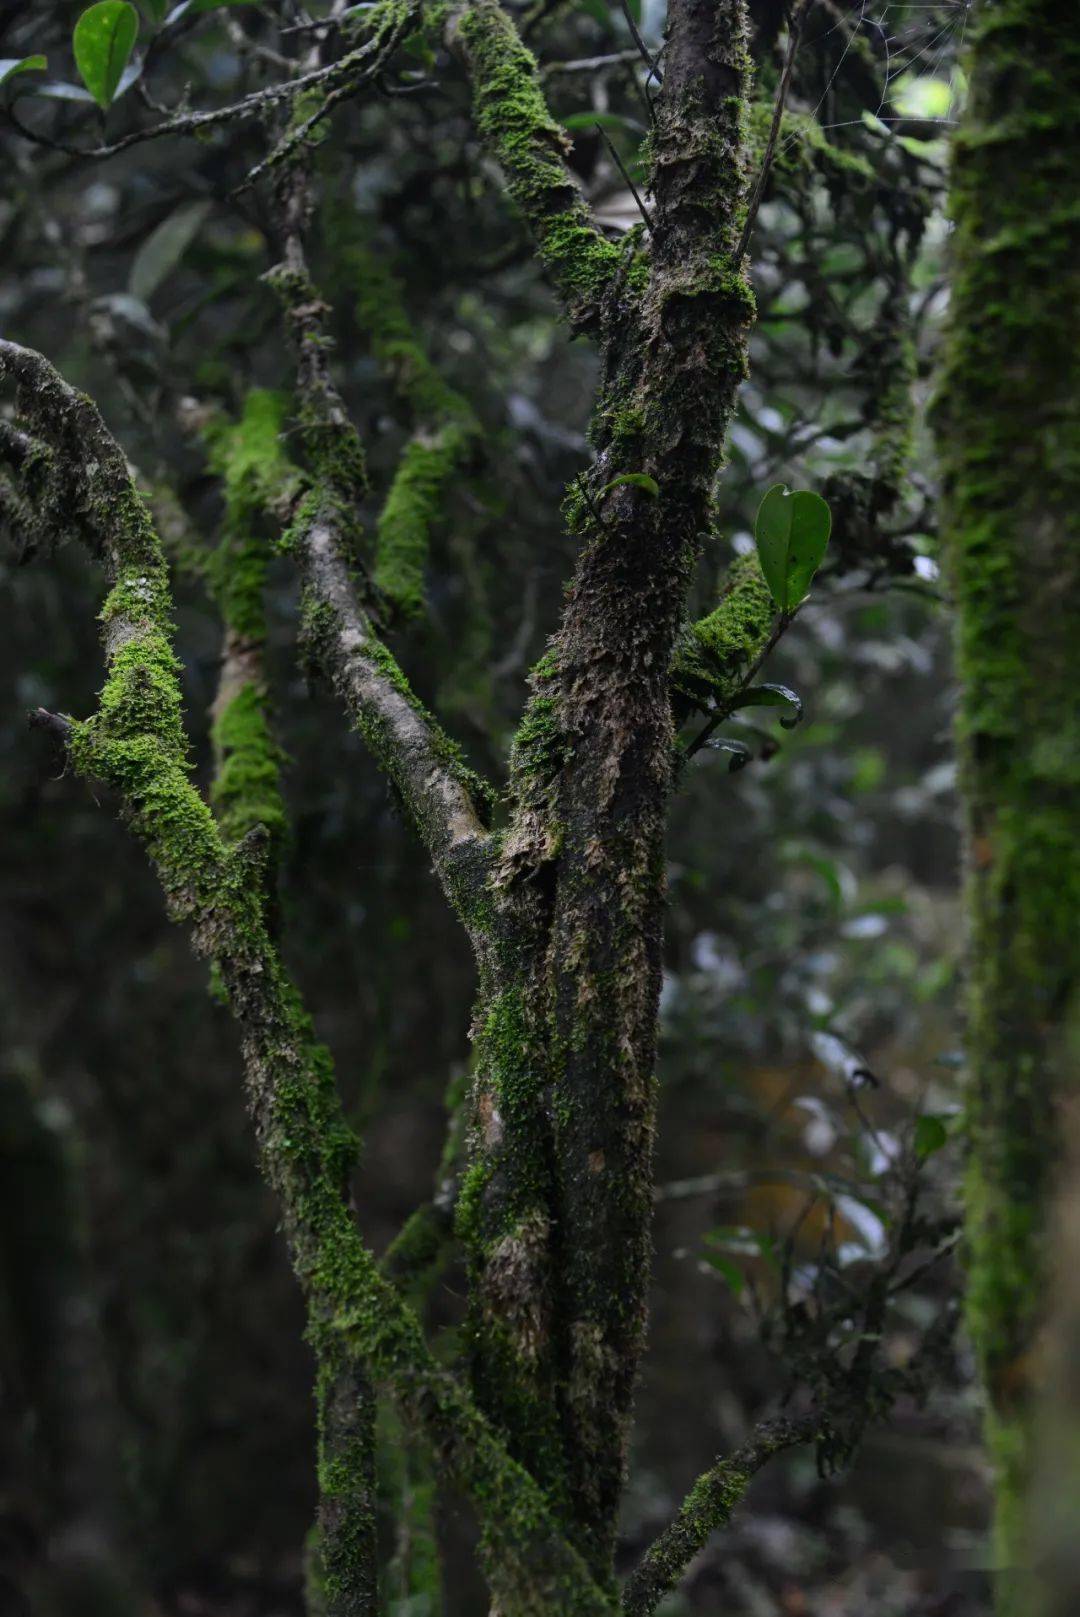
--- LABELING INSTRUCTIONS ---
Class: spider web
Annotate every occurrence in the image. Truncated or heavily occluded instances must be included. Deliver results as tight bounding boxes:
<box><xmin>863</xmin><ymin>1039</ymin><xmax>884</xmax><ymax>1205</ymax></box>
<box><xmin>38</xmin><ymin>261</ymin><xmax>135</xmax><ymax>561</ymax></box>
<box><xmin>781</xmin><ymin>0</ymin><xmax>973</xmax><ymax>152</ymax></box>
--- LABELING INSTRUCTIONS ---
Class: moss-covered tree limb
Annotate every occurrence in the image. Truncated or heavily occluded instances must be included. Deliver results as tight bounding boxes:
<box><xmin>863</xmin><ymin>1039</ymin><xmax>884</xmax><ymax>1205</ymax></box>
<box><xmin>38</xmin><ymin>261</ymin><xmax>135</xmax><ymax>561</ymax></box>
<box><xmin>527</xmin><ymin>0</ymin><xmax>756</xmax><ymax>1578</ymax></box>
<box><xmin>2</xmin><ymin>336</ymin><xmax>615</xmax><ymax>1617</ymax></box>
<box><xmin>204</xmin><ymin>390</ymin><xmax>301</xmax><ymax>859</ymax></box>
<box><xmin>436</xmin><ymin>0</ymin><xmax>624</xmax><ymax>331</ymax></box>
<box><xmin>352</xmin><ymin>246</ymin><xmax>480</xmax><ymax>621</ymax></box>
<box><xmin>933</xmin><ymin>0</ymin><xmax>1080</xmax><ymax>1588</ymax></box>
<box><xmin>620</xmin><ymin>1414</ymin><xmax>819</xmax><ymax>1616</ymax></box>
<box><xmin>264</xmin><ymin>171</ymin><xmax>496</xmax><ymax>935</ymax></box>
<box><xmin>671</xmin><ymin>553</ymin><xmax>778</xmax><ymax>720</ymax></box>
<box><xmin>202</xmin><ymin>390</ymin><xmax>379</xmax><ymax>1617</ymax></box>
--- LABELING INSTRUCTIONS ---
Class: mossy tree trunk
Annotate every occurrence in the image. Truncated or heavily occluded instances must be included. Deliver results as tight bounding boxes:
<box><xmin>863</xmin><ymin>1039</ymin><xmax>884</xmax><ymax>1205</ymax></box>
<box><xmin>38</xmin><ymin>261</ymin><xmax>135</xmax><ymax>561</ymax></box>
<box><xmin>935</xmin><ymin>0</ymin><xmax>1080</xmax><ymax>1596</ymax></box>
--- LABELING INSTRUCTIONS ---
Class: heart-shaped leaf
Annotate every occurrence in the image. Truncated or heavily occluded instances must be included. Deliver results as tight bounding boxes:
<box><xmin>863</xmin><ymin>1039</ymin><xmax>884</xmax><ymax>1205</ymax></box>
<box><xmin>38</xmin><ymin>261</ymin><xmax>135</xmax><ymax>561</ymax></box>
<box><xmin>732</xmin><ymin>682</ymin><xmax>804</xmax><ymax>729</ymax></box>
<box><xmin>755</xmin><ymin>483</ymin><xmax>831</xmax><ymax>613</ymax></box>
<box><xmin>0</xmin><ymin>56</ymin><xmax>47</xmax><ymax>89</ymax></box>
<box><xmin>73</xmin><ymin>1</ymin><xmax>139</xmax><ymax>110</ymax></box>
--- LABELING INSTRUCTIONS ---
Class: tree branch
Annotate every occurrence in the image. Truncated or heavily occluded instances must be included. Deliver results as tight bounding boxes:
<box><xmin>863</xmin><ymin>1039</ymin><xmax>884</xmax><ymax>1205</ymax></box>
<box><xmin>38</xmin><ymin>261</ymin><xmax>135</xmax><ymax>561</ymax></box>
<box><xmin>261</xmin><ymin>172</ymin><xmax>496</xmax><ymax>933</ymax></box>
<box><xmin>351</xmin><ymin>244</ymin><xmax>481</xmax><ymax>622</ymax></box>
<box><xmin>5</xmin><ymin>4</ymin><xmax>411</xmax><ymax>164</ymax></box>
<box><xmin>3</xmin><ymin>337</ymin><xmax>615</xmax><ymax>1617</ymax></box>
<box><xmin>439</xmin><ymin>0</ymin><xmax>623</xmax><ymax>331</ymax></box>
<box><xmin>620</xmin><ymin>1414</ymin><xmax>820</xmax><ymax>1615</ymax></box>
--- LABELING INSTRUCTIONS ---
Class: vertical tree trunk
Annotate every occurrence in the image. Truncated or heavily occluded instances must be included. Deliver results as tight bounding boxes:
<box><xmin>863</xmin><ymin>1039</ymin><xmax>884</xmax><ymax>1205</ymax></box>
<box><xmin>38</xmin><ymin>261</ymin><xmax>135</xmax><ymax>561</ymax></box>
<box><xmin>935</xmin><ymin>0</ymin><xmax>1080</xmax><ymax>1596</ymax></box>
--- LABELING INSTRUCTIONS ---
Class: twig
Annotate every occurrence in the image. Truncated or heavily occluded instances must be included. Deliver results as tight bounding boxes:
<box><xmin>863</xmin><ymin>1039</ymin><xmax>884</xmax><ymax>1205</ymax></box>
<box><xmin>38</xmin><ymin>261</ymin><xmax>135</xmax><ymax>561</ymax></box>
<box><xmin>621</xmin><ymin>1413</ymin><xmax>821</xmax><ymax>1615</ymax></box>
<box><xmin>619</xmin><ymin>0</ymin><xmax>663</xmax><ymax>87</ymax></box>
<box><xmin>4</xmin><ymin>20</ymin><xmax>397</xmax><ymax>162</ymax></box>
<box><xmin>735</xmin><ymin>0</ymin><xmax>809</xmax><ymax>266</ymax></box>
<box><xmin>684</xmin><ymin>608</ymin><xmax>792</xmax><ymax>760</ymax></box>
<box><xmin>595</xmin><ymin>124</ymin><xmax>653</xmax><ymax>233</ymax></box>
<box><xmin>542</xmin><ymin>49</ymin><xmax>643</xmax><ymax>76</ymax></box>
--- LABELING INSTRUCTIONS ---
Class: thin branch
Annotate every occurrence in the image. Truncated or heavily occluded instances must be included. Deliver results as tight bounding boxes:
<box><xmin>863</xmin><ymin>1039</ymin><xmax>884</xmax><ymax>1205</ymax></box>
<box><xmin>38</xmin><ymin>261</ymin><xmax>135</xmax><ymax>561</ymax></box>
<box><xmin>595</xmin><ymin>124</ymin><xmax>653</xmax><ymax>233</ymax></box>
<box><xmin>2</xmin><ymin>337</ymin><xmax>614</xmax><ymax>1617</ymax></box>
<box><xmin>618</xmin><ymin>0</ymin><xmax>663</xmax><ymax>87</ymax></box>
<box><xmin>542</xmin><ymin>49</ymin><xmax>643</xmax><ymax>76</ymax></box>
<box><xmin>735</xmin><ymin>0</ymin><xmax>809</xmax><ymax>265</ymax></box>
<box><xmin>4</xmin><ymin>12</ymin><xmax>402</xmax><ymax>163</ymax></box>
<box><xmin>620</xmin><ymin>1414</ymin><xmax>820</xmax><ymax>1615</ymax></box>
<box><xmin>684</xmin><ymin>608</ymin><xmax>792</xmax><ymax>761</ymax></box>
<box><xmin>264</xmin><ymin>148</ymin><xmax>496</xmax><ymax>929</ymax></box>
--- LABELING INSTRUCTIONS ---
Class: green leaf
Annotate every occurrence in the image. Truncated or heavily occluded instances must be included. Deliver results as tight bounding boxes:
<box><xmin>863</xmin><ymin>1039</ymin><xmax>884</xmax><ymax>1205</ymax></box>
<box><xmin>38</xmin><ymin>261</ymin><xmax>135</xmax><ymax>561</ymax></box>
<box><xmin>140</xmin><ymin>0</ymin><xmax>168</xmax><ymax>20</ymax></box>
<box><xmin>600</xmin><ymin>472</ymin><xmax>660</xmax><ymax>498</ymax></box>
<box><xmin>891</xmin><ymin>72</ymin><xmax>953</xmax><ymax>121</ymax></box>
<box><xmin>700</xmin><ymin>1250</ymin><xmax>745</xmax><ymax>1296</ymax></box>
<box><xmin>74</xmin><ymin>2</ymin><xmax>139</xmax><ymax>110</ymax></box>
<box><xmin>130</xmin><ymin>199</ymin><xmax>211</xmax><ymax>303</ymax></box>
<box><xmin>733</xmin><ymin>683</ymin><xmax>804</xmax><ymax>729</ymax></box>
<box><xmin>562</xmin><ymin>111</ymin><xmax>645</xmax><ymax>135</ymax></box>
<box><xmin>0</xmin><ymin>56</ymin><xmax>47</xmax><ymax>89</ymax></box>
<box><xmin>914</xmin><ymin>1114</ymin><xmax>949</xmax><ymax>1161</ymax></box>
<box><xmin>754</xmin><ymin>483</ymin><xmax>832</xmax><ymax>612</ymax></box>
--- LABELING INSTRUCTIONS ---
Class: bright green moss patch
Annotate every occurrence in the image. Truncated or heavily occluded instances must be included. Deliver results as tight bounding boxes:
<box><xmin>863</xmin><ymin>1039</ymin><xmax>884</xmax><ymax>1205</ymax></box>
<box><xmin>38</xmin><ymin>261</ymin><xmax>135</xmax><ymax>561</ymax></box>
<box><xmin>210</xmin><ymin>685</ymin><xmax>287</xmax><ymax>848</ymax></box>
<box><xmin>672</xmin><ymin>554</ymin><xmax>776</xmax><ymax>712</ymax></box>
<box><xmin>351</xmin><ymin>245</ymin><xmax>480</xmax><ymax>619</ymax></box>
<box><xmin>452</xmin><ymin>0</ymin><xmax>621</xmax><ymax>319</ymax></box>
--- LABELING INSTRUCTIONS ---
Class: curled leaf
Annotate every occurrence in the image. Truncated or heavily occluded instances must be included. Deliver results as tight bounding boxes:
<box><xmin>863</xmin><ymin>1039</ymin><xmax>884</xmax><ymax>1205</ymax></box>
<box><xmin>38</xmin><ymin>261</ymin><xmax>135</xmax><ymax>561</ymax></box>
<box><xmin>600</xmin><ymin>471</ymin><xmax>660</xmax><ymax>499</ymax></box>
<box><xmin>733</xmin><ymin>682</ymin><xmax>804</xmax><ymax>729</ymax></box>
<box><xmin>705</xmin><ymin>737</ymin><xmax>752</xmax><ymax>772</ymax></box>
<box><xmin>0</xmin><ymin>56</ymin><xmax>48</xmax><ymax>90</ymax></box>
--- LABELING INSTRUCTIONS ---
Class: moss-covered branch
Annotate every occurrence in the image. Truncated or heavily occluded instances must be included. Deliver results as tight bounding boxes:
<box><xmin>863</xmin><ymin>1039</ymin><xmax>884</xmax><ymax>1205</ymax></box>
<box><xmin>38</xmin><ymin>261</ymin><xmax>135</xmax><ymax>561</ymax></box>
<box><xmin>620</xmin><ymin>1415</ymin><xmax>819</xmax><ymax>1616</ymax></box>
<box><xmin>263</xmin><ymin>175</ymin><xmax>496</xmax><ymax>933</ymax></box>
<box><xmin>352</xmin><ymin>246</ymin><xmax>480</xmax><ymax>621</ymax></box>
<box><xmin>2</xmin><ymin>337</ymin><xmax>615</xmax><ymax>1617</ymax></box>
<box><xmin>671</xmin><ymin>553</ymin><xmax>778</xmax><ymax>717</ymax></box>
<box><xmin>933</xmin><ymin>0</ymin><xmax>1080</xmax><ymax>1586</ymax></box>
<box><xmin>203</xmin><ymin>389</ymin><xmax>379</xmax><ymax>1616</ymax></box>
<box><xmin>204</xmin><ymin>390</ymin><xmax>301</xmax><ymax>858</ymax></box>
<box><xmin>530</xmin><ymin>0</ymin><xmax>756</xmax><ymax>1577</ymax></box>
<box><xmin>436</xmin><ymin>0</ymin><xmax>623</xmax><ymax>330</ymax></box>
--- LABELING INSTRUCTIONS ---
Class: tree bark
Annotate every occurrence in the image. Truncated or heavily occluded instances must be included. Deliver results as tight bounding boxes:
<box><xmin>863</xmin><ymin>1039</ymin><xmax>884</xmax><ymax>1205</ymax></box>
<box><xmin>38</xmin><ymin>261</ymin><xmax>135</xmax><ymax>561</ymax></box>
<box><xmin>934</xmin><ymin>0</ymin><xmax>1080</xmax><ymax>1594</ymax></box>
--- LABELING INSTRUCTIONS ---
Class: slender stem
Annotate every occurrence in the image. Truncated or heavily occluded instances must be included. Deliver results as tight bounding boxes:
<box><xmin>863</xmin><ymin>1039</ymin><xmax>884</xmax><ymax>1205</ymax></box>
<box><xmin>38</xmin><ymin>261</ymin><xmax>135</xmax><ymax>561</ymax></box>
<box><xmin>595</xmin><ymin>124</ymin><xmax>653</xmax><ymax>233</ymax></box>
<box><xmin>684</xmin><ymin>608</ymin><xmax>791</xmax><ymax>760</ymax></box>
<box><xmin>734</xmin><ymin>0</ymin><xmax>808</xmax><ymax>266</ymax></box>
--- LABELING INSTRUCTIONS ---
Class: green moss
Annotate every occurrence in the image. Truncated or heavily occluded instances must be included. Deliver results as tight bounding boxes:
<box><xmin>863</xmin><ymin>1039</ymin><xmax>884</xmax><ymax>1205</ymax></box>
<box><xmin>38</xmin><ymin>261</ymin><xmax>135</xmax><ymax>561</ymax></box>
<box><xmin>350</xmin><ymin>245</ymin><xmax>481</xmax><ymax>619</ymax></box>
<box><xmin>313</xmin><ymin>1351</ymin><xmax>377</xmax><ymax>1613</ymax></box>
<box><xmin>453</xmin><ymin>0</ymin><xmax>621</xmax><ymax>320</ymax></box>
<box><xmin>210</xmin><ymin>685</ymin><xmax>288</xmax><ymax>848</ymax></box>
<box><xmin>933</xmin><ymin>0</ymin><xmax>1080</xmax><ymax>1582</ymax></box>
<box><xmin>375</xmin><ymin>422</ymin><xmax>475</xmax><ymax>620</ymax></box>
<box><xmin>671</xmin><ymin>553</ymin><xmax>776</xmax><ymax>714</ymax></box>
